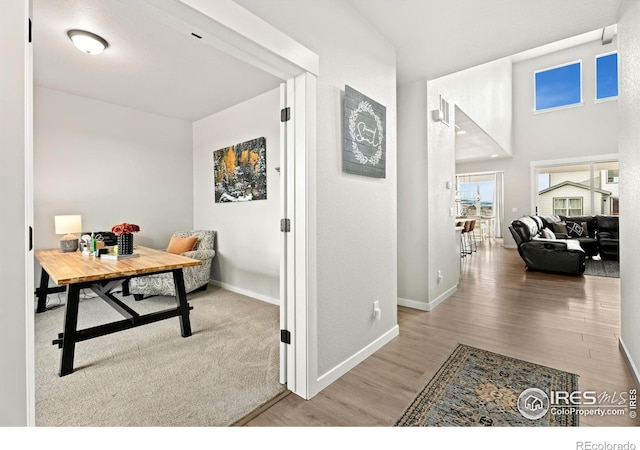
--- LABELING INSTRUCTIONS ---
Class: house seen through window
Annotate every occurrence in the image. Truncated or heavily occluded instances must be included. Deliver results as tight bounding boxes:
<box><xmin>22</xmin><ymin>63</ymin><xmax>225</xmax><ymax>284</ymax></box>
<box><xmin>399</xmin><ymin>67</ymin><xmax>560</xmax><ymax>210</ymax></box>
<box><xmin>536</xmin><ymin>161</ymin><xmax>619</xmax><ymax>217</ymax></box>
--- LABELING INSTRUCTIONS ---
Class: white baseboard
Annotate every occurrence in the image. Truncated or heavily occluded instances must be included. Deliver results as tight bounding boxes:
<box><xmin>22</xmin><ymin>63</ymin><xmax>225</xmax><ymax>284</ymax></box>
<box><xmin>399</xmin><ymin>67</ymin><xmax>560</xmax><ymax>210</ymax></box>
<box><xmin>398</xmin><ymin>284</ymin><xmax>458</xmax><ymax>311</ymax></box>
<box><xmin>619</xmin><ymin>337</ymin><xmax>640</xmax><ymax>390</ymax></box>
<box><xmin>398</xmin><ymin>297</ymin><xmax>429</xmax><ymax>311</ymax></box>
<box><xmin>209</xmin><ymin>280</ymin><xmax>279</xmax><ymax>306</ymax></box>
<box><xmin>315</xmin><ymin>325</ymin><xmax>399</xmax><ymax>394</ymax></box>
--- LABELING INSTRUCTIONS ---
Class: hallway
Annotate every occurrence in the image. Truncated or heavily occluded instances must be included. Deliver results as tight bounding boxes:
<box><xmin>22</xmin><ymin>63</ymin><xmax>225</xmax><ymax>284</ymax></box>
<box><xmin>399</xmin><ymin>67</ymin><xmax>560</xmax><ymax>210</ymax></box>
<box><xmin>247</xmin><ymin>239</ymin><xmax>637</xmax><ymax>427</ymax></box>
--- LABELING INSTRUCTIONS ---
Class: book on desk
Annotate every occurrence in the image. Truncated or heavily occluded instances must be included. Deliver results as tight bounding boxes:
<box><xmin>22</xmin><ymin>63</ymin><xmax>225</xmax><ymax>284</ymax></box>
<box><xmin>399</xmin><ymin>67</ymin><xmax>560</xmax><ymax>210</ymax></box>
<box><xmin>100</xmin><ymin>252</ymin><xmax>140</xmax><ymax>261</ymax></box>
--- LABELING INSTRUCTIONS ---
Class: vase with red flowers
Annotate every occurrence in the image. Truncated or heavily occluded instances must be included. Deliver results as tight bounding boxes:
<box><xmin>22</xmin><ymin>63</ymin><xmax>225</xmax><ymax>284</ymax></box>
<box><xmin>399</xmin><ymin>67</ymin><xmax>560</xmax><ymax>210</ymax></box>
<box><xmin>112</xmin><ymin>222</ymin><xmax>140</xmax><ymax>255</ymax></box>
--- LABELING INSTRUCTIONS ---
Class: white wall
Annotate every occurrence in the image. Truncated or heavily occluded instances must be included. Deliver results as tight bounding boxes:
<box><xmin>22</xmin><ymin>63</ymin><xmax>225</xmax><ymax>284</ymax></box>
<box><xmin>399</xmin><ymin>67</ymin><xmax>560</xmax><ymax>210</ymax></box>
<box><xmin>397</xmin><ymin>81</ymin><xmax>430</xmax><ymax>305</ymax></box>
<box><xmin>193</xmin><ymin>88</ymin><xmax>280</xmax><ymax>303</ymax></box>
<box><xmin>457</xmin><ymin>37</ymin><xmax>619</xmax><ymax>245</ymax></box>
<box><xmin>618</xmin><ymin>0</ymin><xmax>640</xmax><ymax>387</ymax></box>
<box><xmin>436</xmin><ymin>57</ymin><xmax>513</xmax><ymax>155</ymax></box>
<box><xmin>34</xmin><ymin>87</ymin><xmax>194</xmax><ymax>252</ymax></box>
<box><xmin>426</xmin><ymin>81</ymin><xmax>459</xmax><ymax>306</ymax></box>
<box><xmin>0</xmin><ymin>0</ymin><xmax>30</xmax><ymax>426</ymax></box>
<box><xmin>397</xmin><ymin>80</ymin><xmax>460</xmax><ymax>311</ymax></box>
<box><xmin>235</xmin><ymin>0</ymin><xmax>398</xmax><ymax>391</ymax></box>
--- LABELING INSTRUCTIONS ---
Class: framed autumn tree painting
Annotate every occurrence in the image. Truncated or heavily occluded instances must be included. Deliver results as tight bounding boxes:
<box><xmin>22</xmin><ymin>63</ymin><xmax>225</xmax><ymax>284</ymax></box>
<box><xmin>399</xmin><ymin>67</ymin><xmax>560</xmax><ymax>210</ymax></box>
<box><xmin>213</xmin><ymin>137</ymin><xmax>267</xmax><ymax>203</ymax></box>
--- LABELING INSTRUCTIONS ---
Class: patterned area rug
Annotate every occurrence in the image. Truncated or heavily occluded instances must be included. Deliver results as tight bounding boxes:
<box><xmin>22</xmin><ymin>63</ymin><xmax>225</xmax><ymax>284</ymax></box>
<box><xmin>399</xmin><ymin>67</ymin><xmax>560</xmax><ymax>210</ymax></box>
<box><xmin>584</xmin><ymin>258</ymin><xmax>619</xmax><ymax>278</ymax></box>
<box><xmin>395</xmin><ymin>344</ymin><xmax>579</xmax><ymax>427</ymax></box>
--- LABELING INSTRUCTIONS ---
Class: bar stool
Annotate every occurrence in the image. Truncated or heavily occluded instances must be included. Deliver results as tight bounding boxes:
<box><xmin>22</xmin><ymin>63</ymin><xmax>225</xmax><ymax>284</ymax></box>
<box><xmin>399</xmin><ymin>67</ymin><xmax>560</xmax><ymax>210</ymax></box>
<box><xmin>467</xmin><ymin>219</ymin><xmax>477</xmax><ymax>252</ymax></box>
<box><xmin>460</xmin><ymin>220</ymin><xmax>472</xmax><ymax>257</ymax></box>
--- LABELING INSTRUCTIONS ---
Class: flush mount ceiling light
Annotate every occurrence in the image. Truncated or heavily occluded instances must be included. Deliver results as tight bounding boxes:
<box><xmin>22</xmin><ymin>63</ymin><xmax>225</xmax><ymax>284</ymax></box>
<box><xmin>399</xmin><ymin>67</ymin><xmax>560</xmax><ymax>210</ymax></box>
<box><xmin>67</xmin><ymin>29</ymin><xmax>108</xmax><ymax>55</ymax></box>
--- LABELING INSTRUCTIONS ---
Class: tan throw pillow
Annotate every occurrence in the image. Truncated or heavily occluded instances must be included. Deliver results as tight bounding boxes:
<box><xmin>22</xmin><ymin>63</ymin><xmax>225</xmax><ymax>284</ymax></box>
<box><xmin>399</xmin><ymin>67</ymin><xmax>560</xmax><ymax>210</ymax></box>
<box><xmin>166</xmin><ymin>236</ymin><xmax>198</xmax><ymax>255</ymax></box>
<box><xmin>551</xmin><ymin>221</ymin><xmax>568</xmax><ymax>235</ymax></box>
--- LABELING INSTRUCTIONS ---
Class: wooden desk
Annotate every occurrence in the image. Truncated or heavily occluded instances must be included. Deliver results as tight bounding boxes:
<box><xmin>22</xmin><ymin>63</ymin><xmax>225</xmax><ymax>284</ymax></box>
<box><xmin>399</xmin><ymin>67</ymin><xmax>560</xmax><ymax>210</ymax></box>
<box><xmin>34</xmin><ymin>246</ymin><xmax>201</xmax><ymax>376</ymax></box>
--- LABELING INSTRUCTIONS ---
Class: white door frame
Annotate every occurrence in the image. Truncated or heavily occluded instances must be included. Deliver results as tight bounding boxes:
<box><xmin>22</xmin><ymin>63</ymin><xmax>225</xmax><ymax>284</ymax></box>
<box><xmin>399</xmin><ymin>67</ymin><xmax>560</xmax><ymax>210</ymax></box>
<box><xmin>25</xmin><ymin>0</ymin><xmax>35</xmax><ymax>425</ymax></box>
<box><xmin>1</xmin><ymin>0</ymin><xmax>34</xmax><ymax>426</ymax></box>
<box><xmin>279</xmin><ymin>73</ymin><xmax>315</xmax><ymax>396</ymax></box>
<box><xmin>162</xmin><ymin>0</ymin><xmax>318</xmax><ymax>401</ymax></box>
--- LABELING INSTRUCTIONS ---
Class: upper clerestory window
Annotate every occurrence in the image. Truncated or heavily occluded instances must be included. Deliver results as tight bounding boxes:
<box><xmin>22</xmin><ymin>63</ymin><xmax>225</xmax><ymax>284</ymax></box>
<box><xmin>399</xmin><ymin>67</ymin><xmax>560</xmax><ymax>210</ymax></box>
<box><xmin>534</xmin><ymin>61</ymin><xmax>582</xmax><ymax>112</ymax></box>
<box><xmin>595</xmin><ymin>51</ymin><xmax>618</xmax><ymax>101</ymax></box>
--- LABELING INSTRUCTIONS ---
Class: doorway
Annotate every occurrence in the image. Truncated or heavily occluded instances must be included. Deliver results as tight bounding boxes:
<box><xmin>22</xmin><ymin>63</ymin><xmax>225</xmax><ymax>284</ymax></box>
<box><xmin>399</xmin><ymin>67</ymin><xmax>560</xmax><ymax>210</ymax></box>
<box><xmin>24</xmin><ymin>0</ymin><xmax>318</xmax><ymax>425</ymax></box>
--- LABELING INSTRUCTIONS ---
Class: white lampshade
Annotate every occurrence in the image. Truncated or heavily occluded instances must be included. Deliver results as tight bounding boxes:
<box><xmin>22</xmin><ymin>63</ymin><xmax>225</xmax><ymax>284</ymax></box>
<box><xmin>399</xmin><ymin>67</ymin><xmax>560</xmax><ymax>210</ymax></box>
<box><xmin>55</xmin><ymin>215</ymin><xmax>82</xmax><ymax>236</ymax></box>
<box><xmin>67</xmin><ymin>30</ymin><xmax>108</xmax><ymax>55</ymax></box>
<box><xmin>55</xmin><ymin>215</ymin><xmax>82</xmax><ymax>252</ymax></box>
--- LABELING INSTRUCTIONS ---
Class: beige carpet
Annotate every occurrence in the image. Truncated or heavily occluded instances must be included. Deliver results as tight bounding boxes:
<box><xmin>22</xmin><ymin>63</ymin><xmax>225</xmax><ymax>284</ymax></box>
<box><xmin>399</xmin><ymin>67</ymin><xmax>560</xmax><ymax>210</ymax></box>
<box><xmin>35</xmin><ymin>285</ymin><xmax>286</xmax><ymax>426</ymax></box>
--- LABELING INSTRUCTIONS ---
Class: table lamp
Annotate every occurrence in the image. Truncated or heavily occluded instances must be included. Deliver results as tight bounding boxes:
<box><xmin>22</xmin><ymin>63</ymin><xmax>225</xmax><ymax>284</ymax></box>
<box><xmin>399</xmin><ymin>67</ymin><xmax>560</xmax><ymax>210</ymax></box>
<box><xmin>55</xmin><ymin>215</ymin><xmax>82</xmax><ymax>252</ymax></box>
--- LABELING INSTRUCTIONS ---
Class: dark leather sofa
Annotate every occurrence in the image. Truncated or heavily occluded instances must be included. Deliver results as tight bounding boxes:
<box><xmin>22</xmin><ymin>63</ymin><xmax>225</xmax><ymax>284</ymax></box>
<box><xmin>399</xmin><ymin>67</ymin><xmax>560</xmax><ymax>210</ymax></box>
<box><xmin>509</xmin><ymin>216</ymin><xmax>586</xmax><ymax>275</ymax></box>
<box><xmin>543</xmin><ymin>215</ymin><xmax>598</xmax><ymax>257</ymax></box>
<box><xmin>595</xmin><ymin>215</ymin><xmax>619</xmax><ymax>260</ymax></box>
<box><xmin>543</xmin><ymin>215</ymin><xmax>619</xmax><ymax>261</ymax></box>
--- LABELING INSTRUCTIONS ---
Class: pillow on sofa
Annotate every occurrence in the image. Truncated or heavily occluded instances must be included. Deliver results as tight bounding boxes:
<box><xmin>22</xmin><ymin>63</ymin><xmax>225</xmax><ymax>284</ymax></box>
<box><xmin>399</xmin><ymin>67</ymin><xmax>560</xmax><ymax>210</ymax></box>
<box><xmin>542</xmin><ymin>215</ymin><xmax>562</xmax><ymax>228</ymax></box>
<box><xmin>166</xmin><ymin>236</ymin><xmax>198</xmax><ymax>254</ymax></box>
<box><xmin>566</xmin><ymin>221</ymin><xmax>587</xmax><ymax>238</ymax></box>
<box><xmin>551</xmin><ymin>221</ymin><xmax>568</xmax><ymax>235</ymax></box>
<box><xmin>541</xmin><ymin>228</ymin><xmax>556</xmax><ymax>239</ymax></box>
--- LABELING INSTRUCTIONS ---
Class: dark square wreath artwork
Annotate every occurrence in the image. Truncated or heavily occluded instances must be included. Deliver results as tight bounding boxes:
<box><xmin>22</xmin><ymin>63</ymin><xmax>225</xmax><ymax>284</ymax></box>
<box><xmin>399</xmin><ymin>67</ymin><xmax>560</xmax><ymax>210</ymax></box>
<box><xmin>344</xmin><ymin>85</ymin><xmax>386</xmax><ymax>178</ymax></box>
<box><xmin>213</xmin><ymin>137</ymin><xmax>267</xmax><ymax>203</ymax></box>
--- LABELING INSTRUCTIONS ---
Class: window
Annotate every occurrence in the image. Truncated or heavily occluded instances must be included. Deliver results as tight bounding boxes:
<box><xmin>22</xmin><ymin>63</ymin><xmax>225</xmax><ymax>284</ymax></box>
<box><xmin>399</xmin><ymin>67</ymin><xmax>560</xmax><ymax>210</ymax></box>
<box><xmin>534</xmin><ymin>61</ymin><xmax>582</xmax><ymax>111</ymax></box>
<box><xmin>536</xmin><ymin>160</ymin><xmax>619</xmax><ymax>218</ymax></box>
<box><xmin>455</xmin><ymin>173</ymin><xmax>496</xmax><ymax>217</ymax></box>
<box><xmin>596</xmin><ymin>52</ymin><xmax>618</xmax><ymax>100</ymax></box>
<box><xmin>553</xmin><ymin>197</ymin><xmax>583</xmax><ymax>216</ymax></box>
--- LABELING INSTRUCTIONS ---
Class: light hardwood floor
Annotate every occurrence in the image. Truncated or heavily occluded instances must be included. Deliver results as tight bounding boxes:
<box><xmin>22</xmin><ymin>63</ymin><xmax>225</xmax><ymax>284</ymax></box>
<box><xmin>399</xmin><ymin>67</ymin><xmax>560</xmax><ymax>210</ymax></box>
<box><xmin>246</xmin><ymin>239</ymin><xmax>638</xmax><ymax>427</ymax></box>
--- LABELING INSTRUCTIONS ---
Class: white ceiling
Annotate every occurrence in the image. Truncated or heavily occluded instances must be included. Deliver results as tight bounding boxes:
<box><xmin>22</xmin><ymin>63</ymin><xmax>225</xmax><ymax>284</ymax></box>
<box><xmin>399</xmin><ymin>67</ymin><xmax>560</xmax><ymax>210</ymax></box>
<box><xmin>33</xmin><ymin>0</ymin><xmax>623</xmax><ymax>153</ymax></box>
<box><xmin>33</xmin><ymin>0</ymin><xmax>283</xmax><ymax>122</ymax></box>
<box><xmin>345</xmin><ymin>0</ymin><xmax>622</xmax><ymax>163</ymax></box>
<box><xmin>347</xmin><ymin>0</ymin><xmax>622</xmax><ymax>83</ymax></box>
<box><xmin>454</xmin><ymin>107</ymin><xmax>506</xmax><ymax>163</ymax></box>
<box><xmin>453</xmin><ymin>27</ymin><xmax>615</xmax><ymax>163</ymax></box>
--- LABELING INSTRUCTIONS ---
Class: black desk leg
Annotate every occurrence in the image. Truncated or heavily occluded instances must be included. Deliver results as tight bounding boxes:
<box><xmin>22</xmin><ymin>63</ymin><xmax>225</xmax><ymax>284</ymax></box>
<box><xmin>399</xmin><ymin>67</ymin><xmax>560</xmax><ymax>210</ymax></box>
<box><xmin>59</xmin><ymin>284</ymin><xmax>81</xmax><ymax>376</ymax></box>
<box><xmin>172</xmin><ymin>269</ymin><xmax>192</xmax><ymax>337</ymax></box>
<box><xmin>36</xmin><ymin>268</ymin><xmax>50</xmax><ymax>313</ymax></box>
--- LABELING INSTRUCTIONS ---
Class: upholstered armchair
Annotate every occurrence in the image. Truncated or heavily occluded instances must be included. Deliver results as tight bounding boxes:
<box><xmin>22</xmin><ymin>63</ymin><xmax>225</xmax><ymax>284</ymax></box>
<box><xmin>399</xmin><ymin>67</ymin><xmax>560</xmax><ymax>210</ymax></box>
<box><xmin>127</xmin><ymin>230</ymin><xmax>216</xmax><ymax>299</ymax></box>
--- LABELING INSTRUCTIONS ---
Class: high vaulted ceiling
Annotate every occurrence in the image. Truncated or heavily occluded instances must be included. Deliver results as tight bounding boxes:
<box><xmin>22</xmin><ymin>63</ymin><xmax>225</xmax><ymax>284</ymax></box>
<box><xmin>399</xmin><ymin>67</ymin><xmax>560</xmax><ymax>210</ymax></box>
<box><xmin>347</xmin><ymin>0</ymin><xmax>622</xmax><ymax>83</ymax></box>
<box><xmin>34</xmin><ymin>0</ymin><xmax>623</xmax><ymax>127</ymax></box>
<box><xmin>236</xmin><ymin>0</ymin><xmax>623</xmax><ymax>162</ymax></box>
